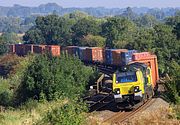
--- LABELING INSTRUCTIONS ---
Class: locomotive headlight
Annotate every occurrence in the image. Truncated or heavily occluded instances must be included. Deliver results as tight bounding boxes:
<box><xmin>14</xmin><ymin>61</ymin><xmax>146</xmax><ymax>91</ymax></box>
<box><xmin>134</xmin><ymin>86</ymin><xmax>140</xmax><ymax>92</ymax></box>
<box><xmin>90</xmin><ymin>86</ymin><xmax>93</xmax><ymax>89</ymax></box>
<box><xmin>114</xmin><ymin>88</ymin><xmax>120</xmax><ymax>94</ymax></box>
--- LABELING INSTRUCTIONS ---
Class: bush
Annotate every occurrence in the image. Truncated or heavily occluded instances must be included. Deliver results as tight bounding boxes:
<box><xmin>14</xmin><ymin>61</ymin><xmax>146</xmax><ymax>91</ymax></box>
<box><xmin>0</xmin><ymin>54</ymin><xmax>35</xmax><ymax>107</ymax></box>
<box><xmin>0</xmin><ymin>38</ymin><xmax>7</xmax><ymax>55</ymax></box>
<box><xmin>20</xmin><ymin>99</ymin><xmax>38</xmax><ymax>112</ymax></box>
<box><xmin>0</xmin><ymin>90</ymin><xmax>13</xmax><ymax>106</ymax></box>
<box><xmin>16</xmin><ymin>54</ymin><xmax>95</xmax><ymax>104</ymax></box>
<box><xmin>165</xmin><ymin>81</ymin><xmax>180</xmax><ymax>104</ymax></box>
<box><xmin>164</xmin><ymin>61</ymin><xmax>180</xmax><ymax>104</ymax></box>
<box><xmin>36</xmin><ymin>101</ymin><xmax>87</xmax><ymax>125</ymax></box>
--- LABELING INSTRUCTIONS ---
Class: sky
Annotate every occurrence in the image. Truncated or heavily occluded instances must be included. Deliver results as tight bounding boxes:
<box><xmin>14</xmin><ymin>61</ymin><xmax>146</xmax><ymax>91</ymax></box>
<box><xmin>0</xmin><ymin>0</ymin><xmax>180</xmax><ymax>8</ymax></box>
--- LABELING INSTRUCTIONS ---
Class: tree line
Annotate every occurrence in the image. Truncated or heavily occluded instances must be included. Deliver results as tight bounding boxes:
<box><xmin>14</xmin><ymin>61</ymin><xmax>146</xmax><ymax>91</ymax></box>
<box><xmin>23</xmin><ymin>12</ymin><xmax>179</xmax><ymax>74</ymax></box>
<box><xmin>0</xmin><ymin>3</ymin><xmax>179</xmax><ymax>18</ymax></box>
<box><xmin>0</xmin><ymin>6</ymin><xmax>179</xmax><ymax>33</ymax></box>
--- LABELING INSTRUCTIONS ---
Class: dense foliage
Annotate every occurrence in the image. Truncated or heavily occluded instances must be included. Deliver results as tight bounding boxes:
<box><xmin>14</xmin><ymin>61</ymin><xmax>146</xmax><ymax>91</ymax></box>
<box><xmin>16</xmin><ymin>54</ymin><xmax>94</xmax><ymax>103</ymax></box>
<box><xmin>0</xmin><ymin>54</ymin><xmax>34</xmax><ymax>106</ymax></box>
<box><xmin>0</xmin><ymin>54</ymin><xmax>96</xmax><ymax>124</ymax></box>
<box><xmin>0</xmin><ymin>37</ymin><xmax>8</xmax><ymax>55</ymax></box>
<box><xmin>0</xmin><ymin>32</ymin><xmax>22</xmax><ymax>56</ymax></box>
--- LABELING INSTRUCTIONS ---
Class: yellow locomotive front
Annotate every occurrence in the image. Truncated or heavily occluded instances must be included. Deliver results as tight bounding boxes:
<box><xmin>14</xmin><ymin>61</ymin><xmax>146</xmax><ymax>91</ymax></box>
<box><xmin>113</xmin><ymin>63</ymin><xmax>154</xmax><ymax>104</ymax></box>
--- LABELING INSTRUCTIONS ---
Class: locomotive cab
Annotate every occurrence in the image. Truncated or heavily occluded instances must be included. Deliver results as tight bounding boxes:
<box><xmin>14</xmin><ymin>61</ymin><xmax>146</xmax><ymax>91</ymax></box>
<box><xmin>113</xmin><ymin>63</ymin><xmax>154</xmax><ymax>104</ymax></box>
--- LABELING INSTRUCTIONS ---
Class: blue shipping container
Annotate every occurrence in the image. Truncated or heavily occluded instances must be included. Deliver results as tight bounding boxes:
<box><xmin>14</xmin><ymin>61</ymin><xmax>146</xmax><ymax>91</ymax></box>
<box><xmin>78</xmin><ymin>47</ymin><xmax>88</xmax><ymax>60</ymax></box>
<box><xmin>121</xmin><ymin>50</ymin><xmax>137</xmax><ymax>65</ymax></box>
<box><xmin>105</xmin><ymin>49</ymin><xmax>112</xmax><ymax>64</ymax></box>
<box><xmin>105</xmin><ymin>49</ymin><xmax>119</xmax><ymax>65</ymax></box>
<box><xmin>73</xmin><ymin>47</ymin><xmax>79</xmax><ymax>57</ymax></box>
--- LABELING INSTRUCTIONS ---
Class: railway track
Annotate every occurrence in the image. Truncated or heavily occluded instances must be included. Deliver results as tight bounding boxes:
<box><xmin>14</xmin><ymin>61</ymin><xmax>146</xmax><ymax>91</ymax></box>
<box><xmin>88</xmin><ymin>94</ymin><xmax>114</xmax><ymax>112</ymax></box>
<box><xmin>102</xmin><ymin>98</ymin><xmax>157</xmax><ymax>125</ymax></box>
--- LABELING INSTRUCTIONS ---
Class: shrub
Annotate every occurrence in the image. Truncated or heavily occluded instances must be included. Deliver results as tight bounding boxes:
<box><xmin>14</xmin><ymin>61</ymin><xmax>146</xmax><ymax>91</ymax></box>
<box><xmin>165</xmin><ymin>80</ymin><xmax>180</xmax><ymax>104</ymax></box>
<box><xmin>16</xmin><ymin>54</ymin><xmax>95</xmax><ymax>104</ymax></box>
<box><xmin>0</xmin><ymin>37</ymin><xmax>7</xmax><ymax>55</ymax></box>
<box><xmin>36</xmin><ymin>101</ymin><xmax>87</xmax><ymax>125</ymax></box>
<box><xmin>0</xmin><ymin>90</ymin><xmax>13</xmax><ymax>106</ymax></box>
<box><xmin>20</xmin><ymin>99</ymin><xmax>39</xmax><ymax>112</ymax></box>
<box><xmin>164</xmin><ymin>61</ymin><xmax>180</xmax><ymax>104</ymax></box>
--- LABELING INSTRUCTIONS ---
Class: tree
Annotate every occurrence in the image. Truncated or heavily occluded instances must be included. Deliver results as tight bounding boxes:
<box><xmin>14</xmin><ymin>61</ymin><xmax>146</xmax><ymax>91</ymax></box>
<box><xmin>80</xmin><ymin>34</ymin><xmax>106</xmax><ymax>47</ymax></box>
<box><xmin>2</xmin><ymin>32</ymin><xmax>21</xmax><ymax>44</ymax></box>
<box><xmin>102</xmin><ymin>17</ymin><xmax>136</xmax><ymax>48</ymax></box>
<box><xmin>147</xmin><ymin>9</ymin><xmax>165</xmax><ymax>20</ymax></box>
<box><xmin>0</xmin><ymin>36</ymin><xmax>8</xmax><ymax>55</ymax></box>
<box><xmin>72</xmin><ymin>18</ymin><xmax>102</xmax><ymax>45</ymax></box>
<box><xmin>165</xmin><ymin>15</ymin><xmax>180</xmax><ymax>27</ymax></box>
<box><xmin>135</xmin><ymin>14</ymin><xmax>157</xmax><ymax>27</ymax></box>
<box><xmin>121</xmin><ymin>7</ymin><xmax>137</xmax><ymax>20</ymax></box>
<box><xmin>173</xmin><ymin>23</ymin><xmax>180</xmax><ymax>40</ymax></box>
<box><xmin>23</xmin><ymin>28</ymin><xmax>45</xmax><ymax>44</ymax></box>
<box><xmin>126</xmin><ymin>28</ymin><xmax>155</xmax><ymax>52</ymax></box>
<box><xmin>24</xmin><ymin>15</ymin><xmax>74</xmax><ymax>45</ymax></box>
<box><xmin>153</xmin><ymin>24</ymin><xmax>179</xmax><ymax>74</ymax></box>
<box><xmin>68</xmin><ymin>11</ymin><xmax>90</xmax><ymax>20</ymax></box>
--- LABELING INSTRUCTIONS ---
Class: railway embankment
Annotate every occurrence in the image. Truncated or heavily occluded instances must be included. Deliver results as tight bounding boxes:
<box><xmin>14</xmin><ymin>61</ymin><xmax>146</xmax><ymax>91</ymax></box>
<box><xmin>88</xmin><ymin>98</ymin><xmax>180</xmax><ymax>125</ymax></box>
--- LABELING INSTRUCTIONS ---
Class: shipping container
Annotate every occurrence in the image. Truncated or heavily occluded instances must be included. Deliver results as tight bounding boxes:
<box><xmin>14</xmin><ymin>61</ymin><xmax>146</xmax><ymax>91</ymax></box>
<box><xmin>45</xmin><ymin>45</ymin><xmax>60</xmax><ymax>56</ymax></box>
<box><xmin>121</xmin><ymin>50</ymin><xmax>137</xmax><ymax>65</ymax></box>
<box><xmin>77</xmin><ymin>47</ymin><xmax>88</xmax><ymax>60</ymax></box>
<box><xmin>8</xmin><ymin>44</ymin><xmax>15</xmax><ymax>53</ymax></box>
<box><xmin>85</xmin><ymin>47</ymin><xmax>105</xmax><ymax>63</ymax></box>
<box><xmin>132</xmin><ymin>55</ymin><xmax>159</xmax><ymax>88</ymax></box>
<box><xmin>105</xmin><ymin>49</ymin><xmax>120</xmax><ymax>65</ymax></box>
<box><xmin>112</xmin><ymin>49</ymin><xmax>128</xmax><ymax>66</ymax></box>
<box><xmin>62</xmin><ymin>46</ymin><xmax>78</xmax><ymax>56</ymax></box>
<box><xmin>15</xmin><ymin>44</ymin><xmax>25</xmax><ymax>56</ymax></box>
<box><xmin>33</xmin><ymin>45</ymin><xmax>46</xmax><ymax>54</ymax></box>
<box><xmin>24</xmin><ymin>44</ymin><xmax>33</xmax><ymax>55</ymax></box>
<box><xmin>132</xmin><ymin>52</ymin><xmax>151</xmax><ymax>61</ymax></box>
<box><xmin>105</xmin><ymin>49</ymin><xmax>113</xmax><ymax>65</ymax></box>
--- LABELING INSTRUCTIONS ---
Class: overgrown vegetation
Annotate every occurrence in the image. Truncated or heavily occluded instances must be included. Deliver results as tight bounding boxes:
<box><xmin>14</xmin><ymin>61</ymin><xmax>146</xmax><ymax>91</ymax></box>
<box><xmin>0</xmin><ymin>54</ymin><xmax>34</xmax><ymax>107</ymax></box>
<box><xmin>16</xmin><ymin>54</ymin><xmax>94</xmax><ymax>104</ymax></box>
<box><xmin>0</xmin><ymin>53</ymin><xmax>96</xmax><ymax>124</ymax></box>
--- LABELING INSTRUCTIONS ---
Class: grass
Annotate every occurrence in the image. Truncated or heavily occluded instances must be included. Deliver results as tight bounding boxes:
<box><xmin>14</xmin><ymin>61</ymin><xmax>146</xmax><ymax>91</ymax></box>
<box><xmin>0</xmin><ymin>99</ymin><xmax>68</xmax><ymax>125</ymax></box>
<box><xmin>172</xmin><ymin>105</ymin><xmax>180</xmax><ymax>120</ymax></box>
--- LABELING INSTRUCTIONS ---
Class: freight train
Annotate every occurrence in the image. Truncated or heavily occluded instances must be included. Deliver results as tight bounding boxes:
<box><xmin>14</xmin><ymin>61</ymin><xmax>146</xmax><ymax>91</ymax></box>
<box><xmin>8</xmin><ymin>44</ymin><xmax>159</xmax><ymax>105</ymax></box>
